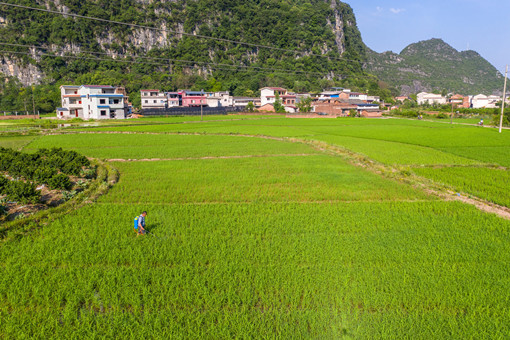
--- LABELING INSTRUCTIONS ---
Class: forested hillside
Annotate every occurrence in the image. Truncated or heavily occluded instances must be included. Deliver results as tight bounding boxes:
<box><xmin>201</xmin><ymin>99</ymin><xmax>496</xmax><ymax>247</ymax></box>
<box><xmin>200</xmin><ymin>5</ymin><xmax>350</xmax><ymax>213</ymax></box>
<box><xmin>365</xmin><ymin>39</ymin><xmax>504</xmax><ymax>96</ymax></box>
<box><xmin>0</xmin><ymin>0</ymin><xmax>392</xmax><ymax>111</ymax></box>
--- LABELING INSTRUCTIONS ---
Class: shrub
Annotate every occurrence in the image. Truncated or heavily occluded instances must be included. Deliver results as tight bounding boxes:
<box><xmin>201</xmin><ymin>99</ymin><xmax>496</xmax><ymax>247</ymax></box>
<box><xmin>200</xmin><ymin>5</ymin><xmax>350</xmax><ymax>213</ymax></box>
<box><xmin>61</xmin><ymin>160</ymin><xmax>84</xmax><ymax>176</ymax></box>
<box><xmin>47</xmin><ymin>174</ymin><xmax>73</xmax><ymax>190</ymax></box>
<box><xmin>0</xmin><ymin>176</ymin><xmax>8</xmax><ymax>193</ymax></box>
<box><xmin>33</xmin><ymin>167</ymin><xmax>57</xmax><ymax>183</ymax></box>
<box><xmin>6</xmin><ymin>180</ymin><xmax>41</xmax><ymax>204</ymax></box>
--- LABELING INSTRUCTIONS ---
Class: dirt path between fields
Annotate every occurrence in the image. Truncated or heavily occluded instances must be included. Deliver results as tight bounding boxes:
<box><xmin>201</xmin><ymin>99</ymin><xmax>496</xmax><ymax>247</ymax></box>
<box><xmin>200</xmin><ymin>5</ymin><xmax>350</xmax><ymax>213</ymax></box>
<box><xmin>107</xmin><ymin>153</ymin><xmax>315</xmax><ymax>162</ymax></box>
<box><xmin>429</xmin><ymin>188</ymin><xmax>510</xmax><ymax>220</ymax></box>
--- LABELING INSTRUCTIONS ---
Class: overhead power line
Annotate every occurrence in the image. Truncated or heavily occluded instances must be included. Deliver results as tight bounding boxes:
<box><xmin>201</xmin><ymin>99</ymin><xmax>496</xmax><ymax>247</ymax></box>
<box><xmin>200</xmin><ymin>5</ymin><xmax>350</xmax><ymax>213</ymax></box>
<box><xmin>0</xmin><ymin>42</ymin><xmax>329</xmax><ymax>76</ymax></box>
<box><xmin>0</xmin><ymin>49</ymin><xmax>358</xmax><ymax>79</ymax></box>
<box><xmin>0</xmin><ymin>1</ymin><xmax>363</xmax><ymax>64</ymax></box>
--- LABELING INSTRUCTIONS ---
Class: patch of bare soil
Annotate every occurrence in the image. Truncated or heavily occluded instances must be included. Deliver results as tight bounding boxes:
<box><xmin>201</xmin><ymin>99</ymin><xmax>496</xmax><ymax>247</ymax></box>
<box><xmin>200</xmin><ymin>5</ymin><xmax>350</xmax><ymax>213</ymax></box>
<box><xmin>1</xmin><ymin>179</ymin><xmax>90</xmax><ymax>222</ymax></box>
<box><xmin>106</xmin><ymin>153</ymin><xmax>314</xmax><ymax>162</ymax></box>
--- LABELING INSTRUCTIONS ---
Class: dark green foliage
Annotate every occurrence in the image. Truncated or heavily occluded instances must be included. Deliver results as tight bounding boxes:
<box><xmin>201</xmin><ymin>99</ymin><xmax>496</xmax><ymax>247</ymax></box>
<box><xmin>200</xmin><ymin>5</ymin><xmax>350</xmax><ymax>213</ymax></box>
<box><xmin>0</xmin><ymin>148</ymin><xmax>93</xmax><ymax>201</ymax></box>
<box><xmin>296</xmin><ymin>97</ymin><xmax>313</xmax><ymax>112</ymax></box>
<box><xmin>0</xmin><ymin>176</ymin><xmax>8</xmax><ymax>192</ymax></box>
<box><xmin>47</xmin><ymin>173</ymin><xmax>73</xmax><ymax>190</ymax></box>
<box><xmin>273</xmin><ymin>92</ymin><xmax>285</xmax><ymax>113</ymax></box>
<box><xmin>366</xmin><ymin>39</ymin><xmax>504</xmax><ymax>95</ymax></box>
<box><xmin>491</xmin><ymin>109</ymin><xmax>510</xmax><ymax>127</ymax></box>
<box><xmin>33</xmin><ymin>167</ymin><xmax>57</xmax><ymax>183</ymax></box>
<box><xmin>5</xmin><ymin>180</ymin><xmax>41</xmax><ymax>204</ymax></box>
<box><xmin>0</xmin><ymin>0</ymin><xmax>388</xmax><ymax>111</ymax></box>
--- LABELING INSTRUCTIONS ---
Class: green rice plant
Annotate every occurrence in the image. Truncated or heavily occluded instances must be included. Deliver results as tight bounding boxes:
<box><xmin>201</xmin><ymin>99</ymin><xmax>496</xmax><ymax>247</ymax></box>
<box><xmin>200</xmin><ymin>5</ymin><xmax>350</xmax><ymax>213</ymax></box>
<box><xmin>1</xmin><ymin>202</ymin><xmax>510</xmax><ymax>338</ymax></box>
<box><xmin>2</xmin><ymin>116</ymin><xmax>510</xmax><ymax>338</ymax></box>
<box><xmin>26</xmin><ymin>133</ymin><xmax>320</xmax><ymax>159</ymax></box>
<box><xmin>102</xmin><ymin>156</ymin><xmax>428</xmax><ymax>205</ymax></box>
<box><xmin>413</xmin><ymin>166</ymin><xmax>510</xmax><ymax>208</ymax></box>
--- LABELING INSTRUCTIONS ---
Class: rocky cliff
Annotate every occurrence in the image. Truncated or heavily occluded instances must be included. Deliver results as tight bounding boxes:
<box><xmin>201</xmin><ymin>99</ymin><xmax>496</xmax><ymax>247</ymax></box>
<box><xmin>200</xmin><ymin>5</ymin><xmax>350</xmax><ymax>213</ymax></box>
<box><xmin>0</xmin><ymin>0</ymin><xmax>367</xmax><ymax>86</ymax></box>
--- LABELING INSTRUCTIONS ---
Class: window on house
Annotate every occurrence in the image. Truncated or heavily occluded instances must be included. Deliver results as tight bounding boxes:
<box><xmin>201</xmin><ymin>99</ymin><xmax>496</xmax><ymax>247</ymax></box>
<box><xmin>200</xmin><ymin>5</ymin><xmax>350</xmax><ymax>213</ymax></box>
<box><xmin>113</xmin><ymin>99</ymin><xmax>119</xmax><ymax>104</ymax></box>
<box><xmin>153</xmin><ymin>100</ymin><xmax>157</xmax><ymax>103</ymax></box>
<box><xmin>191</xmin><ymin>100</ymin><xmax>195</xmax><ymax>104</ymax></box>
<box><xmin>100</xmin><ymin>110</ymin><xmax>107</xmax><ymax>116</ymax></box>
<box><xmin>145</xmin><ymin>100</ymin><xmax>148</xmax><ymax>103</ymax></box>
<box><xmin>100</xmin><ymin>99</ymin><xmax>106</xmax><ymax>104</ymax></box>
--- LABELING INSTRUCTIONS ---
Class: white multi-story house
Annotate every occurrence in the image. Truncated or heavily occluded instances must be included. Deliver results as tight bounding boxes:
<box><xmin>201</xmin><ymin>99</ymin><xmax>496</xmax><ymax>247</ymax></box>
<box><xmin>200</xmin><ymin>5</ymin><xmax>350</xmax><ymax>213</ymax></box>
<box><xmin>59</xmin><ymin>85</ymin><xmax>82</xmax><ymax>118</ymax></box>
<box><xmin>57</xmin><ymin>85</ymin><xmax>127</xmax><ymax>120</ymax></box>
<box><xmin>417</xmin><ymin>92</ymin><xmax>447</xmax><ymax>105</ymax></box>
<box><xmin>204</xmin><ymin>91</ymin><xmax>234</xmax><ymax>107</ymax></box>
<box><xmin>141</xmin><ymin>89</ymin><xmax>167</xmax><ymax>109</ymax></box>
<box><xmin>260</xmin><ymin>87</ymin><xmax>297</xmax><ymax>112</ymax></box>
<box><xmin>471</xmin><ymin>94</ymin><xmax>501</xmax><ymax>108</ymax></box>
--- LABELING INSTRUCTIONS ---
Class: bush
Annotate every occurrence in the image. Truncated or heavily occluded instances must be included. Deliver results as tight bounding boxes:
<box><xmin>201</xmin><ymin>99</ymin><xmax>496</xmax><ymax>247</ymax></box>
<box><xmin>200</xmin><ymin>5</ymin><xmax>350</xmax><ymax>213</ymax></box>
<box><xmin>6</xmin><ymin>180</ymin><xmax>41</xmax><ymax>204</ymax></box>
<box><xmin>0</xmin><ymin>176</ymin><xmax>8</xmax><ymax>192</ymax></box>
<box><xmin>61</xmin><ymin>160</ymin><xmax>85</xmax><ymax>176</ymax></box>
<box><xmin>33</xmin><ymin>167</ymin><xmax>57</xmax><ymax>183</ymax></box>
<box><xmin>47</xmin><ymin>174</ymin><xmax>73</xmax><ymax>190</ymax></box>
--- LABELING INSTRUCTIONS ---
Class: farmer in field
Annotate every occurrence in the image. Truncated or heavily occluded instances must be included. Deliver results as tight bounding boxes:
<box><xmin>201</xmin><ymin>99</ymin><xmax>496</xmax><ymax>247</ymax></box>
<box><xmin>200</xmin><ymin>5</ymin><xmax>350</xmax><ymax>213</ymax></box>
<box><xmin>134</xmin><ymin>211</ymin><xmax>147</xmax><ymax>235</ymax></box>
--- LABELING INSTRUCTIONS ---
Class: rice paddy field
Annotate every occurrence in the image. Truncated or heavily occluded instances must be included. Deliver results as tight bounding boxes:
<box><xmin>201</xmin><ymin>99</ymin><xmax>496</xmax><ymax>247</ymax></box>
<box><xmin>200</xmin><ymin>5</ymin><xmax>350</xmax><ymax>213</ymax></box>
<box><xmin>1</xmin><ymin>116</ymin><xmax>510</xmax><ymax>338</ymax></box>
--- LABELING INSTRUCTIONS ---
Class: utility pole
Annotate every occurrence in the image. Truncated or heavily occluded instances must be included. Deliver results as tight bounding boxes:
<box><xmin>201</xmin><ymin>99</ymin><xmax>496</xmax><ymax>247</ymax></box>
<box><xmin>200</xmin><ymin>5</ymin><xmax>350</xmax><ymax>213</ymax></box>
<box><xmin>201</xmin><ymin>89</ymin><xmax>203</xmax><ymax>121</ymax></box>
<box><xmin>499</xmin><ymin>65</ymin><xmax>508</xmax><ymax>133</ymax></box>
<box><xmin>450</xmin><ymin>99</ymin><xmax>454</xmax><ymax>124</ymax></box>
<box><xmin>32</xmin><ymin>86</ymin><xmax>36</xmax><ymax>115</ymax></box>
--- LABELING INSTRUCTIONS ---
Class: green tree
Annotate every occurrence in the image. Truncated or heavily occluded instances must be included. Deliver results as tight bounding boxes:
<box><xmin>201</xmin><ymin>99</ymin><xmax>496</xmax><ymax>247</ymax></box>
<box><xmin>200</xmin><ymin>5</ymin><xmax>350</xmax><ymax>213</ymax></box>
<box><xmin>273</xmin><ymin>92</ymin><xmax>286</xmax><ymax>113</ymax></box>
<box><xmin>246</xmin><ymin>101</ymin><xmax>255</xmax><ymax>113</ymax></box>
<box><xmin>296</xmin><ymin>97</ymin><xmax>312</xmax><ymax>113</ymax></box>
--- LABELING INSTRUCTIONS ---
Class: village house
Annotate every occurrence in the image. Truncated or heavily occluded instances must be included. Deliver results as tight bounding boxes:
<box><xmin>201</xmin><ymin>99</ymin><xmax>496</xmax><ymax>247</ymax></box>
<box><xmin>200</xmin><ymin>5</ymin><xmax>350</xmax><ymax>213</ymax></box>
<box><xmin>233</xmin><ymin>97</ymin><xmax>261</xmax><ymax>108</ymax></box>
<box><xmin>260</xmin><ymin>87</ymin><xmax>297</xmax><ymax>112</ymax></box>
<box><xmin>448</xmin><ymin>94</ymin><xmax>471</xmax><ymax>108</ymax></box>
<box><xmin>57</xmin><ymin>85</ymin><xmax>127</xmax><ymax>120</ymax></box>
<box><xmin>204</xmin><ymin>91</ymin><xmax>234</xmax><ymax>107</ymax></box>
<box><xmin>395</xmin><ymin>96</ymin><xmax>410</xmax><ymax>102</ymax></box>
<box><xmin>166</xmin><ymin>92</ymin><xmax>181</xmax><ymax>107</ymax></box>
<box><xmin>417</xmin><ymin>92</ymin><xmax>447</xmax><ymax>105</ymax></box>
<box><xmin>471</xmin><ymin>94</ymin><xmax>501</xmax><ymax>109</ymax></box>
<box><xmin>367</xmin><ymin>95</ymin><xmax>381</xmax><ymax>103</ymax></box>
<box><xmin>258</xmin><ymin>104</ymin><xmax>276</xmax><ymax>112</ymax></box>
<box><xmin>181</xmin><ymin>91</ymin><xmax>207</xmax><ymax>107</ymax></box>
<box><xmin>312</xmin><ymin>98</ymin><xmax>357</xmax><ymax>116</ymax></box>
<box><xmin>140</xmin><ymin>89</ymin><xmax>167</xmax><ymax>110</ymax></box>
<box><xmin>311</xmin><ymin>98</ymin><xmax>382</xmax><ymax>117</ymax></box>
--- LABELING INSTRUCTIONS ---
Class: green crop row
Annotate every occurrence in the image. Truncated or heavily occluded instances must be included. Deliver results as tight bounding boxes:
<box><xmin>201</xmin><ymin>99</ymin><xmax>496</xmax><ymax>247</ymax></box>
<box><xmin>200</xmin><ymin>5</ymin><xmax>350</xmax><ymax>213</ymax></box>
<box><xmin>102</xmin><ymin>156</ymin><xmax>429</xmax><ymax>205</ymax></box>
<box><xmin>2</xmin><ymin>201</ymin><xmax>510</xmax><ymax>338</ymax></box>
<box><xmin>413</xmin><ymin>166</ymin><xmax>510</xmax><ymax>208</ymax></box>
<box><xmin>25</xmin><ymin>134</ymin><xmax>320</xmax><ymax>160</ymax></box>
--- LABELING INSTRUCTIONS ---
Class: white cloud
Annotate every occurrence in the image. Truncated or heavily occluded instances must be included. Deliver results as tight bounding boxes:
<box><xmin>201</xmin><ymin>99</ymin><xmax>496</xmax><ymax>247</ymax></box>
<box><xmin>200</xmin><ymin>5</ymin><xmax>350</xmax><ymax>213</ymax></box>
<box><xmin>390</xmin><ymin>8</ymin><xmax>406</xmax><ymax>14</ymax></box>
<box><xmin>376</xmin><ymin>6</ymin><xmax>383</xmax><ymax>12</ymax></box>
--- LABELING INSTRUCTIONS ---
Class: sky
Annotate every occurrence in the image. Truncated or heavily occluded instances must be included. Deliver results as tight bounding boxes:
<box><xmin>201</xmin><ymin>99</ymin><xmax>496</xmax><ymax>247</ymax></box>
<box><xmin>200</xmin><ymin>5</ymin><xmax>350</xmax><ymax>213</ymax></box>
<box><xmin>349</xmin><ymin>0</ymin><xmax>510</xmax><ymax>74</ymax></box>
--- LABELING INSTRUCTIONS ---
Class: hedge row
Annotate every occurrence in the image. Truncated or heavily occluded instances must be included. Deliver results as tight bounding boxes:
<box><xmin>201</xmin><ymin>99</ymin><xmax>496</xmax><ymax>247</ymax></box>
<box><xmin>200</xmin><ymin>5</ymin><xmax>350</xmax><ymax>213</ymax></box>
<box><xmin>0</xmin><ymin>147</ymin><xmax>93</xmax><ymax>204</ymax></box>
